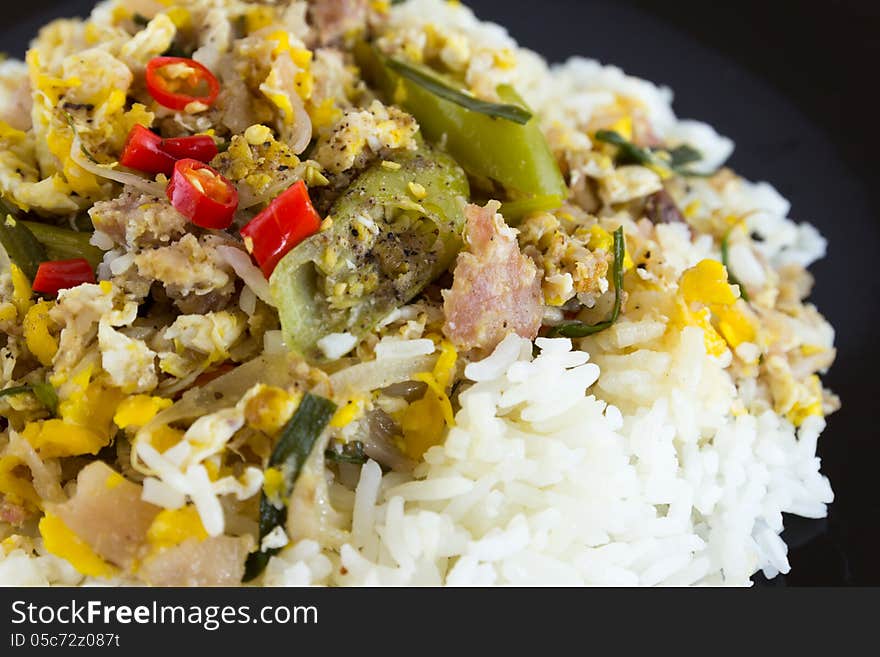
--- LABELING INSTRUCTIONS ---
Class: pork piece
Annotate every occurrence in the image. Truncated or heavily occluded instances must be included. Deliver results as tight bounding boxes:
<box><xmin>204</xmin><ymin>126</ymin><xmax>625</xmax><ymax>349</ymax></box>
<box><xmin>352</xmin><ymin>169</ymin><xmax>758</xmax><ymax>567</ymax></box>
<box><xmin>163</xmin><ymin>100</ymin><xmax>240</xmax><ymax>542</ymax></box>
<box><xmin>53</xmin><ymin>462</ymin><xmax>160</xmax><ymax>569</ymax></box>
<box><xmin>0</xmin><ymin>498</ymin><xmax>29</xmax><ymax>526</ymax></box>
<box><xmin>308</xmin><ymin>0</ymin><xmax>368</xmax><ymax>45</ymax></box>
<box><xmin>89</xmin><ymin>188</ymin><xmax>188</xmax><ymax>250</ymax></box>
<box><xmin>644</xmin><ymin>189</ymin><xmax>685</xmax><ymax>225</ymax></box>
<box><xmin>138</xmin><ymin>535</ymin><xmax>253</xmax><ymax>586</ymax></box>
<box><xmin>442</xmin><ymin>201</ymin><xmax>543</xmax><ymax>352</ymax></box>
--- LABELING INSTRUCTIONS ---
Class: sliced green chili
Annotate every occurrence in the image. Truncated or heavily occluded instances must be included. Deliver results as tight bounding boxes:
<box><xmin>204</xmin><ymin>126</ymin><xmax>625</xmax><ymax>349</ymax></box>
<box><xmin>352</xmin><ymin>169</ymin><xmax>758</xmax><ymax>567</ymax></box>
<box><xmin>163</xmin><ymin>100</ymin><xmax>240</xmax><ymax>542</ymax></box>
<box><xmin>548</xmin><ymin>226</ymin><xmax>625</xmax><ymax>338</ymax></box>
<box><xmin>21</xmin><ymin>221</ymin><xmax>103</xmax><ymax>269</ymax></box>
<box><xmin>243</xmin><ymin>393</ymin><xmax>337</xmax><ymax>581</ymax></box>
<box><xmin>721</xmin><ymin>228</ymin><xmax>750</xmax><ymax>303</ymax></box>
<box><xmin>385</xmin><ymin>57</ymin><xmax>532</xmax><ymax>125</ymax></box>
<box><xmin>0</xmin><ymin>215</ymin><xmax>47</xmax><ymax>281</ymax></box>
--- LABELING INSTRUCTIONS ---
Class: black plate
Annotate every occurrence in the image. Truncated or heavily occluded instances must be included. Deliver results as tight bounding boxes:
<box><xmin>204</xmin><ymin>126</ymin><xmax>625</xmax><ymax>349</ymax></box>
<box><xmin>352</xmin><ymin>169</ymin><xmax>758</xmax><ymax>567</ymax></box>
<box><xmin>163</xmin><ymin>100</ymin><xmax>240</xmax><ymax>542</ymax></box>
<box><xmin>3</xmin><ymin>0</ymin><xmax>878</xmax><ymax>585</ymax></box>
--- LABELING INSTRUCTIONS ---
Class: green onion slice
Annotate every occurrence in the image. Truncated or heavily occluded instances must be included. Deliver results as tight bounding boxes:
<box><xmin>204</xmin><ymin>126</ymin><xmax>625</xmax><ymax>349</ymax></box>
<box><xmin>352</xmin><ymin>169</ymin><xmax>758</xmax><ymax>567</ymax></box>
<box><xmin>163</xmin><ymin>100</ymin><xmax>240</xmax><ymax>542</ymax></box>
<box><xmin>548</xmin><ymin>226</ymin><xmax>625</xmax><ymax>338</ymax></box>
<box><xmin>721</xmin><ymin>227</ymin><xmax>750</xmax><ymax>303</ymax></box>
<box><xmin>243</xmin><ymin>393</ymin><xmax>337</xmax><ymax>582</ymax></box>
<box><xmin>385</xmin><ymin>57</ymin><xmax>533</xmax><ymax>125</ymax></box>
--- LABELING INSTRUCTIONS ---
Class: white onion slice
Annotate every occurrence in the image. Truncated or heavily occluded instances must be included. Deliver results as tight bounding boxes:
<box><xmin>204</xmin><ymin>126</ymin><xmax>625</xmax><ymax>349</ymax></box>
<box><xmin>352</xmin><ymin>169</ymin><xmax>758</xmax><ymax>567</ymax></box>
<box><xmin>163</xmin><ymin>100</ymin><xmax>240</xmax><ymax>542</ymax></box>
<box><xmin>215</xmin><ymin>245</ymin><xmax>274</xmax><ymax>306</ymax></box>
<box><xmin>69</xmin><ymin>136</ymin><xmax>167</xmax><ymax>197</ymax></box>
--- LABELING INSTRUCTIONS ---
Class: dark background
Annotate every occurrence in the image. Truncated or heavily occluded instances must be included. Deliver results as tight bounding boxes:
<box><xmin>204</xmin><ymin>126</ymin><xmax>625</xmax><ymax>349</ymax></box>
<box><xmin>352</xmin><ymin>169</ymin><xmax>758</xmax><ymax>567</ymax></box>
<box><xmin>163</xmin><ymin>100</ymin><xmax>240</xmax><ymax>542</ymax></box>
<box><xmin>2</xmin><ymin>0</ymin><xmax>878</xmax><ymax>585</ymax></box>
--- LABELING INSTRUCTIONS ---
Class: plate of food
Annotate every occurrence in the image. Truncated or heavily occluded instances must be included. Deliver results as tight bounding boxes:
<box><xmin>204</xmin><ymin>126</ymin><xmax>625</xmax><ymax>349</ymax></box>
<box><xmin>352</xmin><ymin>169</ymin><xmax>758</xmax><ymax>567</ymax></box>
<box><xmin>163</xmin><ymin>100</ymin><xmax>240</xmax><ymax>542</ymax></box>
<box><xmin>0</xmin><ymin>0</ymin><xmax>868</xmax><ymax>586</ymax></box>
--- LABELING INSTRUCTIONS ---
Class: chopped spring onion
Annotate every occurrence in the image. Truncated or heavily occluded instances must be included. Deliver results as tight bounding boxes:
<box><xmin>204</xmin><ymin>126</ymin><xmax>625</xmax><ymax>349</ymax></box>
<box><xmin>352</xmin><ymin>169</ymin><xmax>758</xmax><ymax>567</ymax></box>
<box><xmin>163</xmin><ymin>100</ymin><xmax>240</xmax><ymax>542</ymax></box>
<box><xmin>667</xmin><ymin>144</ymin><xmax>703</xmax><ymax>170</ymax></box>
<box><xmin>595</xmin><ymin>130</ymin><xmax>708</xmax><ymax>177</ymax></box>
<box><xmin>385</xmin><ymin>57</ymin><xmax>533</xmax><ymax>125</ymax></box>
<box><xmin>0</xmin><ymin>382</ymin><xmax>58</xmax><ymax>414</ymax></box>
<box><xmin>325</xmin><ymin>440</ymin><xmax>368</xmax><ymax>465</ymax></box>
<box><xmin>243</xmin><ymin>393</ymin><xmax>337</xmax><ymax>581</ymax></box>
<box><xmin>548</xmin><ymin>226</ymin><xmax>625</xmax><ymax>338</ymax></box>
<box><xmin>721</xmin><ymin>228</ymin><xmax>750</xmax><ymax>303</ymax></box>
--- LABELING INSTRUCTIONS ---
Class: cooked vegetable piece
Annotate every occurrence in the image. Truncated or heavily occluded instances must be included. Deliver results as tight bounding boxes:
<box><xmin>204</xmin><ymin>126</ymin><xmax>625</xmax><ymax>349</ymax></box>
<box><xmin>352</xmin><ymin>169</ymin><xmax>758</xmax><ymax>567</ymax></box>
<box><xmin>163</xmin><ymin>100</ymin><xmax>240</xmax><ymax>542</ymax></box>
<box><xmin>0</xmin><ymin>383</ymin><xmax>56</xmax><ymax>414</ymax></box>
<box><xmin>270</xmin><ymin>145</ymin><xmax>469</xmax><ymax>359</ymax></box>
<box><xmin>0</xmin><ymin>385</ymin><xmax>31</xmax><ymax>398</ymax></box>
<box><xmin>0</xmin><ymin>216</ymin><xmax>47</xmax><ymax>281</ymax></box>
<box><xmin>384</xmin><ymin>57</ymin><xmax>532</xmax><ymax>124</ymax></box>
<box><xmin>356</xmin><ymin>43</ymin><xmax>566</xmax><ymax>218</ymax></box>
<box><xmin>21</xmin><ymin>221</ymin><xmax>103</xmax><ymax>268</ymax></box>
<box><xmin>244</xmin><ymin>393</ymin><xmax>337</xmax><ymax>581</ymax></box>
<box><xmin>667</xmin><ymin>144</ymin><xmax>703</xmax><ymax>170</ymax></box>
<box><xmin>644</xmin><ymin>190</ymin><xmax>685</xmax><ymax>225</ymax></box>
<box><xmin>145</xmin><ymin>57</ymin><xmax>221</xmax><ymax>111</ymax></box>
<box><xmin>120</xmin><ymin>125</ymin><xmax>218</xmax><ymax>176</ymax></box>
<box><xmin>31</xmin><ymin>258</ymin><xmax>95</xmax><ymax>295</ymax></box>
<box><xmin>240</xmin><ymin>181</ymin><xmax>322</xmax><ymax>277</ymax></box>
<box><xmin>325</xmin><ymin>440</ymin><xmax>368</xmax><ymax>465</ymax></box>
<box><xmin>721</xmin><ymin>227</ymin><xmax>750</xmax><ymax>302</ymax></box>
<box><xmin>548</xmin><ymin>226</ymin><xmax>625</xmax><ymax>337</ymax></box>
<box><xmin>30</xmin><ymin>383</ymin><xmax>58</xmax><ymax>415</ymax></box>
<box><xmin>595</xmin><ymin>130</ymin><xmax>708</xmax><ymax>177</ymax></box>
<box><xmin>166</xmin><ymin>159</ymin><xmax>239</xmax><ymax>229</ymax></box>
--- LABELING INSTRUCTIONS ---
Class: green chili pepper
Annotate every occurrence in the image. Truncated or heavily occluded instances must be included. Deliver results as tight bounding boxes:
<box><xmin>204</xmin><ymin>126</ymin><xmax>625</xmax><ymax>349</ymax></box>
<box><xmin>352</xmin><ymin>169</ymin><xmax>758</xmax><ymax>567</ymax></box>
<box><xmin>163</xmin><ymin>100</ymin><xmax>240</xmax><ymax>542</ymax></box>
<box><xmin>356</xmin><ymin>43</ymin><xmax>567</xmax><ymax>220</ymax></box>
<box><xmin>244</xmin><ymin>393</ymin><xmax>337</xmax><ymax>582</ymax></box>
<box><xmin>548</xmin><ymin>226</ymin><xmax>625</xmax><ymax>338</ymax></box>
<box><xmin>0</xmin><ymin>215</ymin><xmax>47</xmax><ymax>281</ymax></box>
<box><xmin>270</xmin><ymin>143</ymin><xmax>469</xmax><ymax>359</ymax></box>
<box><xmin>385</xmin><ymin>57</ymin><xmax>532</xmax><ymax>124</ymax></box>
<box><xmin>21</xmin><ymin>221</ymin><xmax>103</xmax><ymax>269</ymax></box>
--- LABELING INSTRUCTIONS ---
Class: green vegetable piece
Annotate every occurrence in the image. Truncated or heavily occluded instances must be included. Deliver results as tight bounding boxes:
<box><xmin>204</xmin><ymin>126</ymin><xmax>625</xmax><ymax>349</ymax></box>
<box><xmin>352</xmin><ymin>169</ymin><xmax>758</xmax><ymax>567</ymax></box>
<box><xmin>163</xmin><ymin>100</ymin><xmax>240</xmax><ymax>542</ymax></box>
<box><xmin>31</xmin><ymin>383</ymin><xmax>58</xmax><ymax>415</ymax></box>
<box><xmin>666</xmin><ymin>144</ymin><xmax>703</xmax><ymax>170</ymax></box>
<box><xmin>385</xmin><ymin>57</ymin><xmax>532</xmax><ymax>124</ymax></box>
<box><xmin>0</xmin><ymin>385</ymin><xmax>31</xmax><ymax>399</ymax></box>
<box><xmin>0</xmin><ymin>382</ymin><xmax>58</xmax><ymax>415</ymax></box>
<box><xmin>0</xmin><ymin>215</ymin><xmax>47</xmax><ymax>281</ymax></box>
<box><xmin>21</xmin><ymin>221</ymin><xmax>103</xmax><ymax>269</ymax></box>
<box><xmin>356</xmin><ymin>43</ymin><xmax>567</xmax><ymax>218</ymax></box>
<box><xmin>721</xmin><ymin>227</ymin><xmax>750</xmax><ymax>303</ymax></box>
<box><xmin>595</xmin><ymin>130</ymin><xmax>709</xmax><ymax>177</ymax></box>
<box><xmin>270</xmin><ymin>145</ymin><xmax>469</xmax><ymax>359</ymax></box>
<box><xmin>244</xmin><ymin>393</ymin><xmax>337</xmax><ymax>581</ymax></box>
<box><xmin>325</xmin><ymin>440</ymin><xmax>368</xmax><ymax>465</ymax></box>
<box><xmin>548</xmin><ymin>226</ymin><xmax>625</xmax><ymax>338</ymax></box>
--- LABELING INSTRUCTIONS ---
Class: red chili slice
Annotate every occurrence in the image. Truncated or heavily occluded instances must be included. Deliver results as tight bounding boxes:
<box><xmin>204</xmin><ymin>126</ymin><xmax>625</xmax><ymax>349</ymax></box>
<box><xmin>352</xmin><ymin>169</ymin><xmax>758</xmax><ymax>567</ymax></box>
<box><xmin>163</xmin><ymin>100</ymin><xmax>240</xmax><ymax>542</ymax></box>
<box><xmin>32</xmin><ymin>259</ymin><xmax>96</xmax><ymax>295</ymax></box>
<box><xmin>146</xmin><ymin>57</ymin><xmax>221</xmax><ymax>111</ymax></box>
<box><xmin>240</xmin><ymin>180</ymin><xmax>323</xmax><ymax>277</ymax></box>
<box><xmin>166</xmin><ymin>159</ymin><xmax>239</xmax><ymax>229</ymax></box>
<box><xmin>120</xmin><ymin>125</ymin><xmax>218</xmax><ymax>176</ymax></box>
<box><xmin>161</xmin><ymin>134</ymin><xmax>218</xmax><ymax>163</ymax></box>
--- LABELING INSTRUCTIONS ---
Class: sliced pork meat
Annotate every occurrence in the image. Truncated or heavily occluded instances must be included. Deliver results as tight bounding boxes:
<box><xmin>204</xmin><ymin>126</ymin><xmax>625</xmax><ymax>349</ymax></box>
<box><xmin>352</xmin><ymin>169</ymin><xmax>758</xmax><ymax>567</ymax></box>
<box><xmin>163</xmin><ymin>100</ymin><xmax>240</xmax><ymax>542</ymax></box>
<box><xmin>442</xmin><ymin>201</ymin><xmax>543</xmax><ymax>352</ymax></box>
<box><xmin>138</xmin><ymin>535</ymin><xmax>253</xmax><ymax>586</ymax></box>
<box><xmin>644</xmin><ymin>189</ymin><xmax>685</xmax><ymax>225</ymax></box>
<box><xmin>0</xmin><ymin>498</ymin><xmax>29</xmax><ymax>526</ymax></box>
<box><xmin>89</xmin><ymin>187</ymin><xmax>188</xmax><ymax>250</ymax></box>
<box><xmin>308</xmin><ymin>0</ymin><xmax>369</xmax><ymax>45</ymax></box>
<box><xmin>52</xmin><ymin>462</ymin><xmax>160</xmax><ymax>569</ymax></box>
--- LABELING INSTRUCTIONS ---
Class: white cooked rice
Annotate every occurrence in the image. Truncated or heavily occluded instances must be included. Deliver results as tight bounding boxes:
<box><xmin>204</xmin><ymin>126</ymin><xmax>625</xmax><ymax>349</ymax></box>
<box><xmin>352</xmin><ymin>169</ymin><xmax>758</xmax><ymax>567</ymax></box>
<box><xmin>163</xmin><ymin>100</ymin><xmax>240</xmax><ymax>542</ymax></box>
<box><xmin>262</xmin><ymin>331</ymin><xmax>832</xmax><ymax>586</ymax></box>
